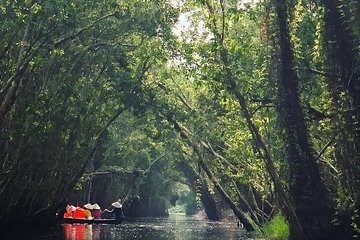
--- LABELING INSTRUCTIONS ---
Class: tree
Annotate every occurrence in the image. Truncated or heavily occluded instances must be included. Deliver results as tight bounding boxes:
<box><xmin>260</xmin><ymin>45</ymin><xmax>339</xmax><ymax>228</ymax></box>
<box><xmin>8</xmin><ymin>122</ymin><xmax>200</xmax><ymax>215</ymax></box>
<box><xmin>275</xmin><ymin>0</ymin><xmax>331</xmax><ymax>239</ymax></box>
<box><xmin>0</xmin><ymin>0</ymin><xmax>177</xmax><ymax>228</ymax></box>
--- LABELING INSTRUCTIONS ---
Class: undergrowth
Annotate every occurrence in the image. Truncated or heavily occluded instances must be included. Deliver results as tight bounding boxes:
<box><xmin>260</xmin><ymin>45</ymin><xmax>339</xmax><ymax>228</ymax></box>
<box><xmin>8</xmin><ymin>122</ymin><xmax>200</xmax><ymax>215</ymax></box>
<box><xmin>257</xmin><ymin>213</ymin><xmax>289</xmax><ymax>240</ymax></box>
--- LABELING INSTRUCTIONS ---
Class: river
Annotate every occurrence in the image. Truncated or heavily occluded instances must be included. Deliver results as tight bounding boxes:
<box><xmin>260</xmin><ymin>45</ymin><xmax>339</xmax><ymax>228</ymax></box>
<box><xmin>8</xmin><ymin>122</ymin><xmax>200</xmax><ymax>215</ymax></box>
<box><xmin>1</xmin><ymin>214</ymin><xmax>258</xmax><ymax>240</ymax></box>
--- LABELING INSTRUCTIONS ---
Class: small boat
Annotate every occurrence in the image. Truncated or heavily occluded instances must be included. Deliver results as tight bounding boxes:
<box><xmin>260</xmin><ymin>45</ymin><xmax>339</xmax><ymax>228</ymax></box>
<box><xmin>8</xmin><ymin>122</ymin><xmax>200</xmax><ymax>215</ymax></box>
<box><xmin>62</xmin><ymin>217</ymin><xmax>123</xmax><ymax>224</ymax></box>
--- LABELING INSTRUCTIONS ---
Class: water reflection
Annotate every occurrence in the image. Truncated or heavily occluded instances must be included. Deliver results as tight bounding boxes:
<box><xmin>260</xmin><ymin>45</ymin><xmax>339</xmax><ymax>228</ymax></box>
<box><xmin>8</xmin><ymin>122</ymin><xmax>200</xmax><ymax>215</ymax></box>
<box><xmin>62</xmin><ymin>215</ymin><xmax>249</xmax><ymax>240</ymax></box>
<box><xmin>63</xmin><ymin>224</ymin><xmax>100</xmax><ymax>240</ymax></box>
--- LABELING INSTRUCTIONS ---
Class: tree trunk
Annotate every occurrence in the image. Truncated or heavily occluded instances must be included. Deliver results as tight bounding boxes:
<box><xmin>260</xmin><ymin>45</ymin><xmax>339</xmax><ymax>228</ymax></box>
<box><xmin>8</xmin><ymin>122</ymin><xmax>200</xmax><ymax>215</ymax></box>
<box><xmin>202</xmin><ymin>1</ymin><xmax>302</xmax><ymax>233</ymax></box>
<box><xmin>232</xmin><ymin>180</ymin><xmax>261</xmax><ymax>225</ymax></box>
<box><xmin>320</xmin><ymin>1</ymin><xmax>360</xmax><ymax>236</ymax></box>
<box><xmin>201</xmin><ymin>141</ymin><xmax>270</xmax><ymax>224</ymax></box>
<box><xmin>275</xmin><ymin>1</ymin><xmax>331</xmax><ymax>239</ymax></box>
<box><xmin>164</xmin><ymin>113</ymin><xmax>258</xmax><ymax>232</ymax></box>
<box><xmin>321</xmin><ymin>0</ymin><xmax>360</xmax><ymax>207</ymax></box>
<box><xmin>177</xmin><ymin>161</ymin><xmax>220</xmax><ymax>221</ymax></box>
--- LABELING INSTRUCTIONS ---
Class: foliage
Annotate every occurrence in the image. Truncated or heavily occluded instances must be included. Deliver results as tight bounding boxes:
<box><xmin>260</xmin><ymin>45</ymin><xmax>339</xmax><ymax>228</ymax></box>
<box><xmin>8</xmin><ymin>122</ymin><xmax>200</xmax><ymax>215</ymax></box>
<box><xmin>0</xmin><ymin>0</ymin><xmax>359</xmax><ymax>237</ymax></box>
<box><xmin>258</xmin><ymin>213</ymin><xmax>290</xmax><ymax>240</ymax></box>
<box><xmin>0</xmin><ymin>0</ymin><xmax>177</xmax><ymax>227</ymax></box>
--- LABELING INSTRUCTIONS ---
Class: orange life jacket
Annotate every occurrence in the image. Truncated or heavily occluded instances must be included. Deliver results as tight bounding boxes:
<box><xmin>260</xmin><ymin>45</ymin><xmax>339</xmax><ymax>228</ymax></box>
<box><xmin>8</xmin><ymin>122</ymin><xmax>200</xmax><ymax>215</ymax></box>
<box><xmin>63</xmin><ymin>211</ymin><xmax>73</xmax><ymax>218</ymax></box>
<box><xmin>73</xmin><ymin>208</ymin><xmax>86</xmax><ymax>219</ymax></box>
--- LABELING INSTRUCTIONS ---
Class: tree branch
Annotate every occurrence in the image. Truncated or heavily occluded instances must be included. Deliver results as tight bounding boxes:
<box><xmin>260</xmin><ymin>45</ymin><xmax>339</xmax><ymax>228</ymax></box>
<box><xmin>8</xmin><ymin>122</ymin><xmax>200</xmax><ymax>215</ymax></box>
<box><xmin>54</xmin><ymin>12</ymin><xmax>116</xmax><ymax>48</ymax></box>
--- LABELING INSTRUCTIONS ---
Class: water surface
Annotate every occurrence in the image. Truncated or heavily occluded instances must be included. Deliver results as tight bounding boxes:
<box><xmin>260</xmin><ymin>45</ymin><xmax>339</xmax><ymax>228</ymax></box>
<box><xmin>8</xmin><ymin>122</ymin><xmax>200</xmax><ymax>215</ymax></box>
<box><xmin>2</xmin><ymin>214</ymin><xmax>256</xmax><ymax>240</ymax></box>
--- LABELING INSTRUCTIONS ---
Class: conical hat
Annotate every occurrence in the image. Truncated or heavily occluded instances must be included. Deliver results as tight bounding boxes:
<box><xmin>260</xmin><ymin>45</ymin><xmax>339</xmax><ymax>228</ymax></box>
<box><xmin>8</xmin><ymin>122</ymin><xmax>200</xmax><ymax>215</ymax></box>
<box><xmin>84</xmin><ymin>203</ymin><xmax>93</xmax><ymax>210</ymax></box>
<box><xmin>69</xmin><ymin>205</ymin><xmax>77</xmax><ymax>211</ymax></box>
<box><xmin>111</xmin><ymin>201</ymin><xmax>122</xmax><ymax>208</ymax></box>
<box><xmin>92</xmin><ymin>203</ymin><xmax>101</xmax><ymax>210</ymax></box>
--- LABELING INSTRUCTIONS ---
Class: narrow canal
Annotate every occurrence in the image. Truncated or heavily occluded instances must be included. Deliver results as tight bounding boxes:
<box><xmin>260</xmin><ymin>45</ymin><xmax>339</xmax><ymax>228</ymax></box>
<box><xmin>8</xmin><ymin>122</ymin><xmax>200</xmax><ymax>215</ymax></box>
<box><xmin>2</xmin><ymin>214</ymin><xmax>255</xmax><ymax>240</ymax></box>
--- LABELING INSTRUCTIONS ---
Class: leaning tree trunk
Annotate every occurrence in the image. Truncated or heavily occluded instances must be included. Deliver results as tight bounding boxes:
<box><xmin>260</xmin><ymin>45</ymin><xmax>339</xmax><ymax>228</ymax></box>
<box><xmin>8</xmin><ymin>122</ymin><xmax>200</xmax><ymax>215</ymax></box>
<box><xmin>275</xmin><ymin>1</ymin><xmax>331</xmax><ymax>239</ymax></box>
<box><xmin>201</xmin><ymin>141</ymin><xmax>269</xmax><ymax>225</ymax></box>
<box><xmin>177</xmin><ymin>161</ymin><xmax>220</xmax><ymax>221</ymax></box>
<box><xmin>164</xmin><ymin>113</ymin><xmax>259</xmax><ymax>232</ymax></box>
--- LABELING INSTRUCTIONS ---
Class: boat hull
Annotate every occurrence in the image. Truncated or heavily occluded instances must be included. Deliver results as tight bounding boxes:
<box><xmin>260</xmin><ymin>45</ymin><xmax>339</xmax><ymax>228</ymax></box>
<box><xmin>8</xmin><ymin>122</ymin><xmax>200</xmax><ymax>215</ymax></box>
<box><xmin>62</xmin><ymin>217</ymin><xmax>123</xmax><ymax>224</ymax></box>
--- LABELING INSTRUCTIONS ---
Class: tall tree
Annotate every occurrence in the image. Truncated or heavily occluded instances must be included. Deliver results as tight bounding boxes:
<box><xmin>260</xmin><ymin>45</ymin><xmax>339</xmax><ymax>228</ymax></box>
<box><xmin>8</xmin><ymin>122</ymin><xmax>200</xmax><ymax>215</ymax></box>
<box><xmin>321</xmin><ymin>0</ymin><xmax>360</xmax><ymax>205</ymax></box>
<box><xmin>275</xmin><ymin>0</ymin><xmax>331</xmax><ymax>239</ymax></box>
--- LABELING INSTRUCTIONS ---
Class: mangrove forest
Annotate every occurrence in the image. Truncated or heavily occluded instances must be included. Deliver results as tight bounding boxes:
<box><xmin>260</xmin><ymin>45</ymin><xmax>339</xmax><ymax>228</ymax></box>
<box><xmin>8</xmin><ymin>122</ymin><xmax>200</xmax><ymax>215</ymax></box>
<box><xmin>0</xmin><ymin>0</ymin><xmax>360</xmax><ymax>239</ymax></box>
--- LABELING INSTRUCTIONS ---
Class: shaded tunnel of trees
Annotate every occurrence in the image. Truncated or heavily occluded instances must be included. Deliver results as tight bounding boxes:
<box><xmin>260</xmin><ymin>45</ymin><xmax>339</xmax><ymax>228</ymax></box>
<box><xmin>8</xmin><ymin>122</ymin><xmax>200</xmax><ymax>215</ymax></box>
<box><xmin>1</xmin><ymin>0</ymin><xmax>360</xmax><ymax>239</ymax></box>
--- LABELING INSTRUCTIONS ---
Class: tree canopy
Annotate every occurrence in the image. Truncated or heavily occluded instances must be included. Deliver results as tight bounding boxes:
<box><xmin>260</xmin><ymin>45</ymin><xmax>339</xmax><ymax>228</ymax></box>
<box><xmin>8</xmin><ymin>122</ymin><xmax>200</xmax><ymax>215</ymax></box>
<box><xmin>1</xmin><ymin>0</ymin><xmax>360</xmax><ymax>239</ymax></box>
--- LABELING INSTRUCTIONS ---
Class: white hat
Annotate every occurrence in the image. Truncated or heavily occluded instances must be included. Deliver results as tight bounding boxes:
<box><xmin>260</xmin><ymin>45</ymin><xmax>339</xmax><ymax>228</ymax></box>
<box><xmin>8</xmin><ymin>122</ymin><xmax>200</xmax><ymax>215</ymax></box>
<box><xmin>69</xmin><ymin>205</ymin><xmax>76</xmax><ymax>211</ymax></box>
<box><xmin>84</xmin><ymin>203</ymin><xmax>93</xmax><ymax>210</ymax></box>
<box><xmin>111</xmin><ymin>201</ymin><xmax>122</xmax><ymax>208</ymax></box>
<box><xmin>92</xmin><ymin>203</ymin><xmax>101</xmax><ymax>210</ymax></box>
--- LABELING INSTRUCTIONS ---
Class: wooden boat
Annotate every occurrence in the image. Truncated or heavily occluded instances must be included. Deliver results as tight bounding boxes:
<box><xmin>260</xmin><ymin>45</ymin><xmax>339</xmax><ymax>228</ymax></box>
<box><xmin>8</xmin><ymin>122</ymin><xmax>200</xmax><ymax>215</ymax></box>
<box><xmin>62</xmin><ymin>217</ymin><xmax>123</xmax><ymax>224</ymax></box>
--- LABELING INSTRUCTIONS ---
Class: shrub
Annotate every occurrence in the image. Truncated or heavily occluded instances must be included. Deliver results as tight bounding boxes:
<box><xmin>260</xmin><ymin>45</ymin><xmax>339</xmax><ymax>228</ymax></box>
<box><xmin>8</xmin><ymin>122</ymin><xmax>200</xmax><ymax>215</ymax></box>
<box><xmin>258</xmin><ymin>213</ymin><xmax>289</xmax><ymax>240</ymax></box>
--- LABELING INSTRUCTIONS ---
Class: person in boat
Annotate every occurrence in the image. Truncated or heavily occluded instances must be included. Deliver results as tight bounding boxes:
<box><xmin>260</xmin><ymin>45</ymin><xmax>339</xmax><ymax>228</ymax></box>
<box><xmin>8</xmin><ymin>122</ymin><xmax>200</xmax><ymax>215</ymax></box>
<box><xmin>103</xmin><ymin>199</ymin><xmax>124</xmax><ymax>220</ymax></box>
<box><xmin>83</xmin><ymin>203</ymin><xmax>93</xmax><ymax>219</ymax></box>
<box><xmin>73</xmin><ymin>206</ymin><xmax>86</xmax><ymax>219</ymax></box>
<box><xmin>63</xmin><ymin>205</ymin><xmax>76</xmax><ymax>218</ymax></box>
<box><xmin>91</xmin><ymin>203</ymin><xmax>102</xmax><ymax>219</ymax></box>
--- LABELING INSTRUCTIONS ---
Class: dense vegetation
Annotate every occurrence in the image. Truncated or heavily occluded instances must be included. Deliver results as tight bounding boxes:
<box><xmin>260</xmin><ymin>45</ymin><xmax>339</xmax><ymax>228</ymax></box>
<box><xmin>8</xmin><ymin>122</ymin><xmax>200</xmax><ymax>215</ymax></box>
<box><xmin>0</xmin><ymin>0</ymin><xmax>359</xmax><ymax>239</ymax></box>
